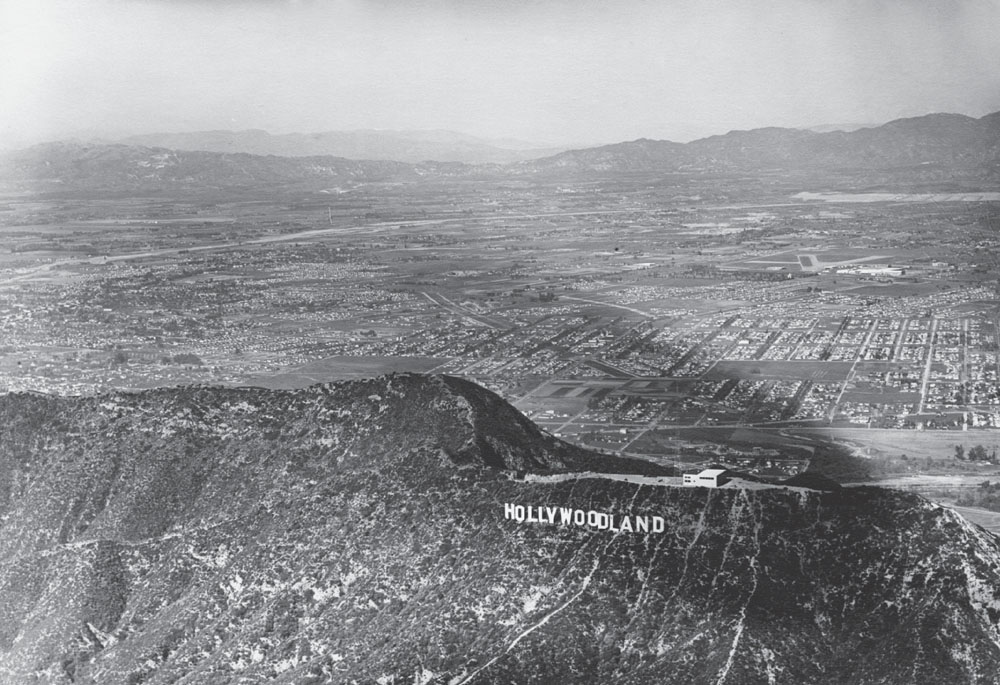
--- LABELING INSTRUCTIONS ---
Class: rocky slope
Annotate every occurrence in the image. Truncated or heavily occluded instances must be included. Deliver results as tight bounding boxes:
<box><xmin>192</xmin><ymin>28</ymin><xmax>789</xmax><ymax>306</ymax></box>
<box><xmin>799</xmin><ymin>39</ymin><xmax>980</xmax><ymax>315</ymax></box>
<box><xmin>1</xmin><ymin>374</ymin><xmax>999</xmax><ymax>684</ymax></box>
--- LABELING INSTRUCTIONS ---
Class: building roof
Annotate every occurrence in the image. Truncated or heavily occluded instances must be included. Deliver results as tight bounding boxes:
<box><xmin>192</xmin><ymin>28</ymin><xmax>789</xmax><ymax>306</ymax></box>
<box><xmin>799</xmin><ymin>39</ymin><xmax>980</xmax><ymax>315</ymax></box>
<box><xmin>698</xmin><ymin>468</ymin><xmax>728</xmax><ymax>477</ymax></box>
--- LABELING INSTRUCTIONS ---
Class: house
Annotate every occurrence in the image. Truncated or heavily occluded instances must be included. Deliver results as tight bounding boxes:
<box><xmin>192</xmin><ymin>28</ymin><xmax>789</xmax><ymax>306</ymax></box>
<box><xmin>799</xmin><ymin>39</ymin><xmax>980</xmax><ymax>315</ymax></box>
<box><xmin>682</xmin><ymin>468</ymin><xmax>730</xmax><ymax>488</ymax></box>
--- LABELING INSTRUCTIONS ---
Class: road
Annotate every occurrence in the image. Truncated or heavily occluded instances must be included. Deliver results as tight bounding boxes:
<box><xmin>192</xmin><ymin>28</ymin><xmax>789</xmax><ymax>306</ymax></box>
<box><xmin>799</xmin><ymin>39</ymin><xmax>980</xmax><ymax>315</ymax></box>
<box><xmin>561</xmin><ymin>295</ymin><xmax>655</xmax><ymax>319</ymax></box>
<box><xmin>420</xmin><ymin>291</ymin><xmax>511</xmax><ymax>330</ymax></box>
<box><xmin>0</xmin><ymin>206</ymin><xmax>693</xmax><ymax>286</ymax></box>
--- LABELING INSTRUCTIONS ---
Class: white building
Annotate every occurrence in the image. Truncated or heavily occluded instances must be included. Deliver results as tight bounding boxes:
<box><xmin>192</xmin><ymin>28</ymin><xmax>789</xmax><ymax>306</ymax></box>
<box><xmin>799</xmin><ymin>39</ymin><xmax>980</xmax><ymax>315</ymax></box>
<box><xmin>682</xmin><ymin>468</ymin><xmax>730</xmax><ymax>488</ymax></box>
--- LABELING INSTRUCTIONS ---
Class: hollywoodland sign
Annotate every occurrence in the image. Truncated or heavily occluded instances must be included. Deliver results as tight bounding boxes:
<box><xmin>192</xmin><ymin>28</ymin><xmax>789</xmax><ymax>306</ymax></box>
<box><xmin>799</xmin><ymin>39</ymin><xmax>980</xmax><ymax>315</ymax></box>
<box><xmin>504</xmin><ymin>503</ymin><xmax>665</xmax><ymax>534</ymax></box>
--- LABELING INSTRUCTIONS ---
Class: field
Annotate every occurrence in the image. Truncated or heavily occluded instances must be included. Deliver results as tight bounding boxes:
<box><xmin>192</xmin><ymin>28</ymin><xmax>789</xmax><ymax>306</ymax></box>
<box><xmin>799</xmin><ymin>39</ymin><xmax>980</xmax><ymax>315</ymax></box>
<box><xmin>794</xmin><ymin>427</ymin><xmax>1000</xmax><ymax>461</ymax></box>
<box><xmin>705</xmin><ymin>360</ymin><xmax>854</xmax><ymax>382</ymax></box>
<box><xmin>946</xmin><ymin>505</ymin><xmax>1000</xmax><ymax>533</ymax></box>
<box><xmin>249</xmin><ymin>356</ymin><xmax>448</xmax><ymax>388</ymax></box>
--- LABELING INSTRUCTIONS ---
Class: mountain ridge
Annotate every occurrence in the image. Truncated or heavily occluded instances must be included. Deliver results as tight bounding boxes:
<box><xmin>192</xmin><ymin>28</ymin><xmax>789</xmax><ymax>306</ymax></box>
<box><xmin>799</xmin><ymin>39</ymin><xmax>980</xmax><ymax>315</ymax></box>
<box><xmin>524</xmin><ymin>111</ymin><xmax>1000</xmax><ymax>175</ymax></box>
<box><xmin>117</xmin><ymin>129</ymin><xmax>567</xmax><ymax>164</ymax></box>
<box><xmin>3</xmin><ymin>109</ymin><xmax>999</xmax><ymax>192</ymax></box>
<box><xmin>1</xmin><ymin>375</ymin><xmax>1000</xmax><ymax>683</ymax></box>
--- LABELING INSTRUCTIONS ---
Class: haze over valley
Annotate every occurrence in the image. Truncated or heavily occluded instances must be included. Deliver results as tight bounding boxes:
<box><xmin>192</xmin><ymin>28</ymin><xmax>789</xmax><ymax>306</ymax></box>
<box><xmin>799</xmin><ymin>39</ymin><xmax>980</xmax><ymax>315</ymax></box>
<box><xmin>4</xmin><ymin>0</ymin><xmax>1000</xmax><ymax>682</ymax></box>
<box><xmin>3</xmin><ymin>111</ymin><xmax>1000</xmax><ymax>493</ymax></box>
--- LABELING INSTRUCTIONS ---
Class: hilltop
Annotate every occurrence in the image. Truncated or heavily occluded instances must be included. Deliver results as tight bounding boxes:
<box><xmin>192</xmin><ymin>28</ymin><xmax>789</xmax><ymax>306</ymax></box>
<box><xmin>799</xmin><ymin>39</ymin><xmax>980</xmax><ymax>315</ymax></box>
<box><xmin>1</xmin><ymin>375</ymin><xmax>999</xmax><ymax>683</ymax></box>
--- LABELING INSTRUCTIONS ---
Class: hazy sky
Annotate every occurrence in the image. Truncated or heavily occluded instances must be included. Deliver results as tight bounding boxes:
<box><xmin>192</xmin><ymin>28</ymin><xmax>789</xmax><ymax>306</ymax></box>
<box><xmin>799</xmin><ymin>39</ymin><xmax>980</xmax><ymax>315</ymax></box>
<box><xmin>2</xmin><ymin>0</ymin><xmax>999</xmax><ymax>148</ymax></box>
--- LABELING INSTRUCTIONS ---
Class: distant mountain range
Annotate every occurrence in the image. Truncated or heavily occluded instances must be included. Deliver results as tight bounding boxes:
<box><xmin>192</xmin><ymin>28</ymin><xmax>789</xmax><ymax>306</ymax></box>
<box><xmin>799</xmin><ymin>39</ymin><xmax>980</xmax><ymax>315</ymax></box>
<box><xmin>119</xmin><ymin>129</ymin><xmax>567</xmax><ymax>164</ymax></box>
<box><xmin>0</xmin><ymin>141</ymin><xmax>437</xmax><ymax>194</ymax></box>
<box><xmin>2</xmin><ymin>110</ymin><xmax>998</xmax><ymax>192</ymax></box>
<box><xmin>523</xmin><ymin>111</ymin><xmax>1000</xmax><ymax>176</ymax></box>
<box><xmin>2</xmin><ymin>374</ymin><xmax>1000</xmax><ymax>683</ymax></box>
<box><xmin>806</xmin><ymin>122</ymin><xmax>878</xmax><ymax>133</ymax></box>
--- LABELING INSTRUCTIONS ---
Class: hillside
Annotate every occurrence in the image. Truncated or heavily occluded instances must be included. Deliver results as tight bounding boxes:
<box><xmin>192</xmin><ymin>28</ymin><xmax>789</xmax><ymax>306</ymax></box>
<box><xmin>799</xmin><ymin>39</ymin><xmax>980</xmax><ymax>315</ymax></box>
<box><xmin>1</xmin><ymin>374</ymin><xmax>1000</xmax><ymax>684</ymax></box>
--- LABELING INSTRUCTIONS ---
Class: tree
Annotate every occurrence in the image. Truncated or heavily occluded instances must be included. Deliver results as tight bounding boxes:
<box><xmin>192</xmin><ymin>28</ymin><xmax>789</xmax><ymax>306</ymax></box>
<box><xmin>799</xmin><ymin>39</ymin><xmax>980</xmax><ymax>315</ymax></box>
<box><xmin>955</xmin><ymin>444</ymin><xmax>966</xmax><ymax>461</ymax></box>
<box><xmin>969</xmin><ymin>444</ymin><xmax>989</xmax><ymax>462</ymax></box>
